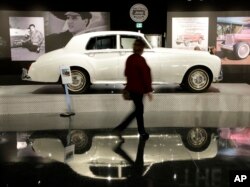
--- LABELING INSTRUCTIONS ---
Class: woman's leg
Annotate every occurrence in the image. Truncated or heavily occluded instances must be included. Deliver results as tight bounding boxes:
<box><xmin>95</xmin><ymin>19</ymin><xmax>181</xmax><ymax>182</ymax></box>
<box><xmin>132</xmin><ymin>93</ymin><xmax>146</xmax><ymax>135</ymax></box>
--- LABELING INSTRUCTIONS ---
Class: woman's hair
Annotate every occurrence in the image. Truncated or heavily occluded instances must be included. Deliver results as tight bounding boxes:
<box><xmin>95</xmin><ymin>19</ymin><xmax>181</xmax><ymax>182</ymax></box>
<box><xmin>134</xmin><ymin>38</ymin><xmax>146</xmax><ymax>48</ymax></box>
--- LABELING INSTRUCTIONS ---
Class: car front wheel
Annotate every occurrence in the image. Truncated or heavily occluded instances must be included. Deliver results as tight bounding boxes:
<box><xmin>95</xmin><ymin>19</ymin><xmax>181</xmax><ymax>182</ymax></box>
<box><xmin>67</xmin><ymin>69</ymin><xmax>90</xmax><ymax>94</ymax></box>
<box><xmin>180</xmin><ymin>128</ymin><xmax>212</xmax><ymax>152</ymax></box>
<box><xmin>184</xmin><ymin>68</ymin><xmax>211</xmax><ymax>93</ymax></box>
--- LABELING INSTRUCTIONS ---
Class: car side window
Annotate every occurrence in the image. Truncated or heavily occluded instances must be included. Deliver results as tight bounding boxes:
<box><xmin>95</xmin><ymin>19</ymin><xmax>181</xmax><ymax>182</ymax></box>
<box><xmin>86</xmin><ymin>35</ymin><xmax>116</xmax><ymax>50</ymax></box>
<box><xmin>120</xmin><ymin>35</ymin><xmax>149</xmax><ymax>49</ymax></box>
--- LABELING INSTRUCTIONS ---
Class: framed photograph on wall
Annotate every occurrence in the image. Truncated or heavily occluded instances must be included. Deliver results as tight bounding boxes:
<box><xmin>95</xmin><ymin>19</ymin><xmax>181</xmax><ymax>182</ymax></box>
<box><xmin>172</xmin><ymin>17</ymin><xmax>209</xmax><ymax>51</ymax></box>
<box><xmin>216</xmin><ymin>17</ymin><xmax>250</xmax><ymax>65</ymax></box>
<box><xmin>9</xmin><ymin>17</ymin><xmax>45</xmax><ymax>61</ymax></box>
<box><xmin>44</xmin><ymin>11</ymin><xmax>110</xmax><ymax>52</ymax></box>
<box><xmin>0</xmin><ymin>11</ymin><xmax>110</xmax><ymax>62</ymax></box>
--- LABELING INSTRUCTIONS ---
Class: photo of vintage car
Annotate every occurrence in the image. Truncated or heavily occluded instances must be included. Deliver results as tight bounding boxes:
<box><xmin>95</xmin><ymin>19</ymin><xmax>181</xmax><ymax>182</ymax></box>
<box><xmin>176</xmin><ymin>33</ymin><xmax>204</xmax><ymax>47</ymax></box>
<box><xmin>220</xmin><ymin>26</ymin><xmax>250</xmax><ymax>59</ymax></box>
<box><xmin>22</xmin><ymin>31</ymin><xmax>222</xmax><ymax>94</ymax></box>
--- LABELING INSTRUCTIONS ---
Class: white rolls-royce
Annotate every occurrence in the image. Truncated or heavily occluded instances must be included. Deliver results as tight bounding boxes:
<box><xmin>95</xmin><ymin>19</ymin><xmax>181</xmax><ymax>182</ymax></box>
<box><xmin>22</xmin><ymin>31</ymin><xmax>222</xmax><ymax>94</ymax></box>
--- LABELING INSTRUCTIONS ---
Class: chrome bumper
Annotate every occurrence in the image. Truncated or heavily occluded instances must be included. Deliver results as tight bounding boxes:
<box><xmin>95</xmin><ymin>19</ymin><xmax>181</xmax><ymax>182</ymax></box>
<box><xmin>21</xmin><ymin>68</ymin><xmax>31</xmax><ymax>81</ymax></box>
<box><xmin>220</xmin><ymin>44</ymin><xmax>233</xmax><ymax>51</ymax></box>
<box><xmin>215</xmin><ymin>70</ymin><xmax>223</xmax><ymax>82</ymax></box>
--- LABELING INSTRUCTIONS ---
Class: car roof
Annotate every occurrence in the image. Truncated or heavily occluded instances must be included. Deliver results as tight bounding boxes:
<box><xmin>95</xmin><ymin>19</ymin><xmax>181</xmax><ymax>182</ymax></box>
<box><xmin>65</xmin><ymin>31</ymin><xmax>148</xmax><ymax>50</ymax></box>
<box><xmin>75</xmin><ymin>30</ymin><xmax>145</xmax><ymax>38</ymax></box>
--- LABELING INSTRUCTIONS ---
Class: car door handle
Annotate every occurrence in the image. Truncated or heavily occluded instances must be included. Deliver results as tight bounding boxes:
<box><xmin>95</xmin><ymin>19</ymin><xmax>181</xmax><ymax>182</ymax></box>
<box><xmin>88</xmin><ymin>53</ymin><xmax>95</xmax><ymax>57</ymax></box>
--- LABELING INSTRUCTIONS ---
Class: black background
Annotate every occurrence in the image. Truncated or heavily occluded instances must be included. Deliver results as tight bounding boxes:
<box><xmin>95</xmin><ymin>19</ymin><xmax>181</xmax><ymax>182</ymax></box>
<box><xmin>0</xmin><ymin>0</ymin><xmax>250</xmax><ymax>83</ymax></box>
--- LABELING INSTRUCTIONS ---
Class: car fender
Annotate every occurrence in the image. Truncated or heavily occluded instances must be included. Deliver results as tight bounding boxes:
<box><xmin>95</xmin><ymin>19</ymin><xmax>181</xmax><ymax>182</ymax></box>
<box><xmin>54</xmin><ymin>54</ymin><xmax>95</xmax><ymax>83</ymax></box>
<box><xmin>182</xmin><ymin>54</ymin><xmax>221</xmax><ymax>81</ymax></box>
<box><xmin>28</xmin><ymin>53</ymin><xmax>95</xmax><ymax>83</ymax></box>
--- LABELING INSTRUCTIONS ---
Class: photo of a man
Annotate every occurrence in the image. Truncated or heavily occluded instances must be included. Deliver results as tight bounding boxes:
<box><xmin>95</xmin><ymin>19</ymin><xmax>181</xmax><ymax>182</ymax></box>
<box><xmin>18</xmin><ymin>24</ymin><xmax>44</xmax><ymax>53</ymax></box>
<box><xmin>66</xmin><ymin>12</ymin><xmax>92</xmax><ymax>35</ymax></box>
<box><xmin>9</xmin><ymin>17</ymin><xmax>45</xmax><ymax>61</ymax></box>
<box><xmin>45</xmin><ymin>11</ymin><xmax>110</xmax><ymax>52</ymax></box>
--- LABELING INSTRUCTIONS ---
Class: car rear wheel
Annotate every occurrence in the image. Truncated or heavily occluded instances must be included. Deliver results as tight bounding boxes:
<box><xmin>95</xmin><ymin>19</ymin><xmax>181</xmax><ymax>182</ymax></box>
<box><xmin>234</xmin><ymin>42</ymin><xmax>250</xmax><ymax>59</ymax></box>
<box><xmin>184</xmin><ymin>68</ymin><xmax>211</xmax><ymax>93</ymax></box>
<box><xmin>180</xmin><ymin>128</ymin><xmax>212</xmax><ymax>152</ymax></box>
<box><xmin>67</xmin><ymin>69</ymin><xmax>90</xmax><ymax>94</ymax></box>
<box><xmin>69</xmin><ymin>130</ymin><xmax>92</xmax><ymax>154</ymax></box>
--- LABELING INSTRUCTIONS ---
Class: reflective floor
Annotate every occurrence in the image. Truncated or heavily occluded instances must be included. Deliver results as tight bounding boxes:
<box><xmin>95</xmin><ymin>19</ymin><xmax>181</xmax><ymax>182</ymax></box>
<box><xmin>1</xmin><ymin>83</ymin><xmax>250</xmax><ymax>131</ymax></box>
<box><xmin>1</xmin><ymin>83</ymin><xmax>250</xmax><ymax>187</ymax></box>
<box><xmin>1</xmin><ymin>127</ymin><xmax>250</xmax><ymax>187</ymax></box>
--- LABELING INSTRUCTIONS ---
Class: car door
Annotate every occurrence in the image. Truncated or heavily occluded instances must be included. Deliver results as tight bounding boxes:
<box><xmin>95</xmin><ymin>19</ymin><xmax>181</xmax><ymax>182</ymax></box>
<box><xmin>117</xmin><ymin>35</ymin><xmax>161</xmax><ymax>82</ymax></box>
<box><xmin>84</xmin><ymin>35</ymin><xmax>119</xmax><ymax>82</ymax></box>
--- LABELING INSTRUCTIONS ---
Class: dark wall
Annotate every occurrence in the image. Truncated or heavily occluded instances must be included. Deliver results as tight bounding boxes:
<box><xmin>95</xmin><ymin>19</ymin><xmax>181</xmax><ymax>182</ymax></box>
<box><xmin>0</xmin><ymin>0</ymin><xmax>168</xmax><ymax>80</ymax></box>
<box><xmin>110</xmin><ymin>0</ymin><xmax>166</xmax><ymax>34</ymax></box>
<box><xmin>0</xmin><ymin>0</ymin><xmax>250</xmax><ymax>84</ymax></box>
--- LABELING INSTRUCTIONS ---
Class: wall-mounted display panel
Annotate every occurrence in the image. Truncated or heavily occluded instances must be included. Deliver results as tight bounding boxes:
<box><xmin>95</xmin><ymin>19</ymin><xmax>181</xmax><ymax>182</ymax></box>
<box><xmin>9</xmin><ymin>17</ymin><xmax>45</xmax><ymax>61</ymax></box>
<box><xmin>0</xmin><ymin>11</ymin><xmax>110</xmax><ymax>61</ymax></box>
<box><xmin>172</xmin><ymin>17</ymin><xmax>209</xmax><ymax>51</ymax></box>
<box><xmin>167</xmin><ymin>11</ymin><xmax>250</xmax><ymax>83</ymax></box>
<box><xmin>216</xmin><ymin>17</ymin><xmax>250</xmax><ymax>65</ymax></box>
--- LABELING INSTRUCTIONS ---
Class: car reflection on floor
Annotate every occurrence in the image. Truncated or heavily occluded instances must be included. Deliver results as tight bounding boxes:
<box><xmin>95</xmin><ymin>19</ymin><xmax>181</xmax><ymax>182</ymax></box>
<box><xmin>17</xmin><ymin>130</ymin><xmax>218</xmax><ymax>180</ymax></box>
<box><xmin>2</xmin><ymin>128</ymin><xmax>250</xmax><ymax>187</ymax></box>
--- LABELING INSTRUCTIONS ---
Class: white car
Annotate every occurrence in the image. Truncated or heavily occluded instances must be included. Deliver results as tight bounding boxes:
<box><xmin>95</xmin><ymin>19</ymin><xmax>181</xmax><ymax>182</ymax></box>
<box><xmin>22</xmin><ymin>31</ymin><xmax>222</xmax><ymax>94</ymax></box>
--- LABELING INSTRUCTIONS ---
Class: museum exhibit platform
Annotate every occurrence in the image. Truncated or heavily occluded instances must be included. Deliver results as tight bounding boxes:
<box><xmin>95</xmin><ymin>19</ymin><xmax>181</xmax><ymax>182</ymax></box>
<box><xmin>0</xmin><ymin>83</ymin><xmax>250</xmax><ymax>131</ymax></box>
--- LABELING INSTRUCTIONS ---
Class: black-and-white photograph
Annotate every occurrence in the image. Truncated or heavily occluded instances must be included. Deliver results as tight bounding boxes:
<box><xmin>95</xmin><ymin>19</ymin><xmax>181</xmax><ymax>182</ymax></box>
<box><xmin>9</xmin><ymin>17</ymin><xmax>45</xmax><ymax>61</ymax></box>
<box><xmin>44</xmin><ymin>11</ymin><xmax>110</xmax><ymax>52</ymax></box>
<box><xmin>62</xmin><ymin>68</ymin><xmax>70</xmax><ymax>76</ymax></box>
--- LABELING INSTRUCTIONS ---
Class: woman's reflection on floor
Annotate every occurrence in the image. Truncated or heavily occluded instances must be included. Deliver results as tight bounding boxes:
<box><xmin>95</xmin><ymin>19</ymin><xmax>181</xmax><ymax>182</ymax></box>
<box><xmin>113</xmin><ymin>137</ymin><xmax>153</xmax><ymax>186</ymax></box>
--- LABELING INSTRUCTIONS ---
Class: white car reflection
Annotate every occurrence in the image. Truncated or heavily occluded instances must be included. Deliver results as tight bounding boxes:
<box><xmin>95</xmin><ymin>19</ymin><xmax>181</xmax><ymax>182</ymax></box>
<box><xmin>31</xmin><ymin>133</ymin><xmax>218</xmax><ymax>180</ymax></box>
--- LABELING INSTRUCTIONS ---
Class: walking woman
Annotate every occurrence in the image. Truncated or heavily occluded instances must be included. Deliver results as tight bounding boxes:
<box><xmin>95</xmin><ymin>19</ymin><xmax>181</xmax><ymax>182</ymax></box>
<box><xmin>113</xmin><ymin>38</ymin><xmax>153</xmax><ymax>140</ymax></box>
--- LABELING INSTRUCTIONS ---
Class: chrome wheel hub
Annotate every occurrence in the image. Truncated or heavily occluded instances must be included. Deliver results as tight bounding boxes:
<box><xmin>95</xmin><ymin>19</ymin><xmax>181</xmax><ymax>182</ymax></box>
<box><xmin>187</xmin><ymin>128</ymin><xmax>207</xmax><ymax>148</ymax></box>
<box><xmin>67</xmin><ymin>71</ymin><xmax>86</xmax><ymax>92</ymax></box>
<box><xmin>70</xmin><ymin>130</ymin><xmax>88</xmax><ymax>148</ymax></box>
<box><xmin>189</xmin><ymin>70</ymin><xmax>209</xmax><ymax>90</ymax></box>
